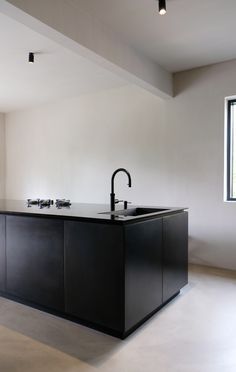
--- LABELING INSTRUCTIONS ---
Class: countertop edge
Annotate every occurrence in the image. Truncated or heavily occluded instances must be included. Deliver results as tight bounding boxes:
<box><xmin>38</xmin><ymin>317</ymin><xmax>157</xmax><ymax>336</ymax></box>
<box><xmin>0</xmin><ymin>200</ymin><xmax>187</xmax><ymax>224</ymax></box>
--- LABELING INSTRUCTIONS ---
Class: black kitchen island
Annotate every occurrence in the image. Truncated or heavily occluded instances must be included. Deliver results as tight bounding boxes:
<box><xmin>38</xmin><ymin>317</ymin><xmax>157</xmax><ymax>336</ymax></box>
<box><xmin>0</xmin><ymin>200</ymin><xmax>188</xmax><ymax>338</ymax></box>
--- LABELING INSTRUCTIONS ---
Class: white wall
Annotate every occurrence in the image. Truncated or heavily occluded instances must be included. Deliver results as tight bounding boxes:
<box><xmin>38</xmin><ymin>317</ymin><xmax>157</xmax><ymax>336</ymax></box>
<box><xmin>0</xmin><ymin>113</ymin><xmax>5</xmax><ymax>198</ymax></box>
<box><xmin>5</xmin><ymin>59</ymin><xmax>236</xmax><ymax>271</ymax></box>
<box><xmin>5</xmin><ymin>85</ymin><xmax>167</xmax><ymax>206</ymax></box>
<box><xmin>165</xmin><ymin>59</ymin><xmax>236</xmax><ymax>271</ymax></box>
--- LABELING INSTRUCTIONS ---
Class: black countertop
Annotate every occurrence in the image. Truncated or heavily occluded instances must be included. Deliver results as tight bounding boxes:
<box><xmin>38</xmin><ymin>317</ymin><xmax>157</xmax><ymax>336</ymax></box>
<box><xmin>0</xmin><ymin>199</ymin><xmax>186</xmax><ymax>224</ymax></box>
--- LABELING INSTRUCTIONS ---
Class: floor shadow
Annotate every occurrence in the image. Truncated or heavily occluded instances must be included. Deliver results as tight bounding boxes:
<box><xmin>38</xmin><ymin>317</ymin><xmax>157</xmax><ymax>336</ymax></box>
<box><xmin>0</xmin><ymin>282</ymin><xmax>194</xmax><ymax>366</ymax></box>
<box><xmin>0</xmin><ymin>297</ymin><xmax>124</xmax><ymax>367</ymax></box>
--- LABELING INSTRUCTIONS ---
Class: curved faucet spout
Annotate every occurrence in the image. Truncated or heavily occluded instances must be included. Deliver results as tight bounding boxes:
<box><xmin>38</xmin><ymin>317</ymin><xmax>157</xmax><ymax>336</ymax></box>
<box><xmin>110</xmin><ymin>168</ymin><xmax>132</xmax><ymax>211</ymax></box>
<box><xmin>111</xmin><ymin>168</ymin><xmax>132</xmax><ymax>193</ymax></box>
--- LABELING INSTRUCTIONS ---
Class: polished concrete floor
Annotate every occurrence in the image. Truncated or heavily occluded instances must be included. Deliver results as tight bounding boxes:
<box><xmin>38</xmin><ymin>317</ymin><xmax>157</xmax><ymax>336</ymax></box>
<box><xmin>0</xmin><ymin>264</ymin><xmax>236</xmax><ymax>372</ymax></box>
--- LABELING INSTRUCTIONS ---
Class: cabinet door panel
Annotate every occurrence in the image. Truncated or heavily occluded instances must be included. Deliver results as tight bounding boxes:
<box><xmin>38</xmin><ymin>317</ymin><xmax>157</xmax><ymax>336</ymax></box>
<box><xmin>0</xmin><ymin>215</ymin><xmax>6</xmax><ymax>291</ymax></box>
<box><xmin>65</xmin><ymin>221</ymin><xmax>124</xmax><ymax>332</ymax></box>
<box><xmin>124</xmin><ymin>218</ymin><xmax>163</xmax><ymax>331</ymax></box>
<box><xmin>6</xmin><ymin>216</ymin><xmax>64</xmax><ymax>311</ymax></box>
<box><xmin>163</xmin><ymin>212</ymin><xmax>188</xmax><ymax>302</ymax></box>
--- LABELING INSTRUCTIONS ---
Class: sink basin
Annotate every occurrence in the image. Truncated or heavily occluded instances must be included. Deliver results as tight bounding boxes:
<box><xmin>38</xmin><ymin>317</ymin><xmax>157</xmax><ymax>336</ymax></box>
<box><xmin>99</xmin><ymin>207</ymin><xmax>169</xmax><ymax>217</ymax></box>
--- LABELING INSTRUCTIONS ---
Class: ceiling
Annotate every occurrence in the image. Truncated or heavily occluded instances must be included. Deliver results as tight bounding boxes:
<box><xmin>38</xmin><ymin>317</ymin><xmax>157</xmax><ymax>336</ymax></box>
<box><xmin>1</xmin><ymin>0</ymin><xmax>235</xmax><ymax>111</ymax></box>
<box><xmin>72</xmin><ymin>0</ymin><xmax>236</xmax><ymax>72</ymax></box>
<box><xmin>0</xmin><ymin>13</ymin><xmax>126</xmax><ymax>113</ymax></box>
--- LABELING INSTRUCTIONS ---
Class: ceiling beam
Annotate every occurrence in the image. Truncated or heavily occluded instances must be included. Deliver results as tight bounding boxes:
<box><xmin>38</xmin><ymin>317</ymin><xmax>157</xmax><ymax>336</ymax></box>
<box><xmin>0</xmin><ymin>0</ymin><xmax>173</xmax><ymax>98</ymax></box>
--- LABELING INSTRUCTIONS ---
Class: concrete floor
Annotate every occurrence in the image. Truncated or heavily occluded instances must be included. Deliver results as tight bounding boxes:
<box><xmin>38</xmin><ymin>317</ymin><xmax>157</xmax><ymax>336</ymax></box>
<box><xmin>0</xmin><ymin>264</ymin><xmax>236</xmax><ymax>372</ymax></box>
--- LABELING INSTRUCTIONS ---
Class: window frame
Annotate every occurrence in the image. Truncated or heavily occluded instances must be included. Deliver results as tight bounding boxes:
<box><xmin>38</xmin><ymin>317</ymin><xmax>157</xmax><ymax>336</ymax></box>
<box><xmin>225</xmin><ymin>97</ymin><xmax>236</xmax><ymax>201</ymax></box>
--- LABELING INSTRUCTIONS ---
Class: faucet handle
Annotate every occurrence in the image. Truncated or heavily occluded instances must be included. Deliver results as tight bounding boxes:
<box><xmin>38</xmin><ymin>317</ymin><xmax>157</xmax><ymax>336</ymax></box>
<box><xmin>115</xmin><ymin>199</ymin><xmax>123</xmax><ymax>204</ymax></box>
<box><xmin>124</xmin><ymin>201</ymin><xmax>131</xmax><ymax>210</ymax></box>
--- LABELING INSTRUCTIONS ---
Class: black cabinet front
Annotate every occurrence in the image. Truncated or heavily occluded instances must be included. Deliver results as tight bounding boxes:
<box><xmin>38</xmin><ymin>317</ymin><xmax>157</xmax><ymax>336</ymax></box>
<box><xmin>65</xmin><ymin>221</ymin><xmax>124</xmax><ymax>332</ymax></box>
<box><xmin>0</xmin><ymin>210</ymin><xmax>188</xmax><ymax>338</ymax></box>
<box><xmin>6</xmin><ymin>216</ymin><xmax>64</xmax><ymax>311</ymax></box>
<box><xmin>124</xmin><ymin>218</ymin><xmax>163</xmax><ymax>331</ymax></box>
<box><xmin>0</xmin><ymin>215</ymin><xmax>6</xmax><ymax>291</ymax></box>
<box><xmin>162</xmin><ymin>212</ymin><xmax>188</xmax><ymax>302</ymax></box>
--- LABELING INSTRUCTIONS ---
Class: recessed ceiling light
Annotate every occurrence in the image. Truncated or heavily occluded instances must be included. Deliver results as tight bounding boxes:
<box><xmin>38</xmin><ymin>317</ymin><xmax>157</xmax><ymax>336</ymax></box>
<box><xmin>158</xmin><ymin>0</ymin><xmax>167</xmax><ymax>15</ymax></box>
<box><xmin>28</xmin><ymin>52</ymin><xmax>34</xmax><ymax>64</ymax></box>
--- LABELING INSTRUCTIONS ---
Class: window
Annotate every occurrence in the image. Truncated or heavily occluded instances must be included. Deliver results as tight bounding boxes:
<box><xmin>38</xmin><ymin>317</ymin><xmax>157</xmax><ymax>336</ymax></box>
<box><xmin>225</xmin><ymin>98</ymin><xmax>236</xmax><ymax>201</ymax></box>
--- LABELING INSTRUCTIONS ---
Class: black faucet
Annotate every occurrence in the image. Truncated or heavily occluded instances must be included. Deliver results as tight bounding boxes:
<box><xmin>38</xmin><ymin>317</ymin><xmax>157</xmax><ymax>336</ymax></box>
<box><xmin>110</xmin><ymin>168</ymin><xmax>132</xmax><ymax>211</ymax></box>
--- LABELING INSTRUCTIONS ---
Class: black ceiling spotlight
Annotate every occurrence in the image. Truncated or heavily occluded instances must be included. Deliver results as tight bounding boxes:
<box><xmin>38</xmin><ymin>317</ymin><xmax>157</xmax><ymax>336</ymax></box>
<box><xmin>28</xmin><ymin>52</ymin><xmax>34</xmax><ymax>64</ymax></box>
<box><xmin>158</xmin><ymin>0</ymin><xmax>167</xmax><ymax>15</ymax></box>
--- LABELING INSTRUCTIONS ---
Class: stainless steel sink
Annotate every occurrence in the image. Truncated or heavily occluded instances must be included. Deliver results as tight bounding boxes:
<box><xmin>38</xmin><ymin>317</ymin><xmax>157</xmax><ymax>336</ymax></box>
<box><xmin>99</xmin><ymin>207</ymin><xmax>169</xmax><ymax>217</ymax></box>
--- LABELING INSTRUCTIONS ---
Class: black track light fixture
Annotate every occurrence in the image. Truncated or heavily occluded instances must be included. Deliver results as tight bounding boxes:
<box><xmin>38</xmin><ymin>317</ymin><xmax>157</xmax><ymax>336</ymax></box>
<box><xmin>28</xmin><ymin>52</ymin><xmax>34</xmax><ymax>64</ymax></box>
<box><xmin>158</xmin><ymin>0</ymin><xmax>167</xmax><ymax>15</ymax></box>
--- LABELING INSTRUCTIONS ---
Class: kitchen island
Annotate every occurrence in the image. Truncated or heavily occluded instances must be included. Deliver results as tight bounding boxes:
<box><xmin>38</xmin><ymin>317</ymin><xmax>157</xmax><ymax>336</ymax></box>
<box><xmin>0</xmin><ymin>200</ymin><xmax>188</xmax><ymax>338</ymax></box>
